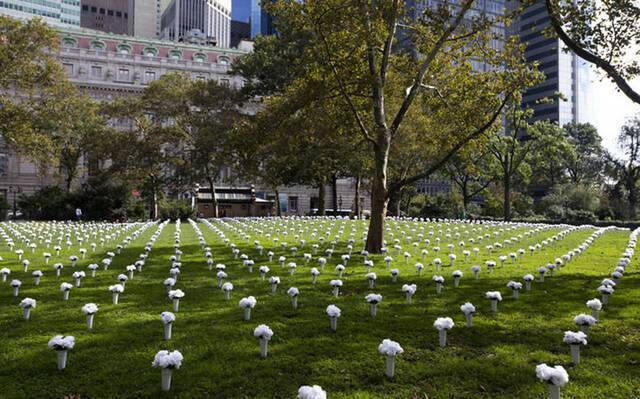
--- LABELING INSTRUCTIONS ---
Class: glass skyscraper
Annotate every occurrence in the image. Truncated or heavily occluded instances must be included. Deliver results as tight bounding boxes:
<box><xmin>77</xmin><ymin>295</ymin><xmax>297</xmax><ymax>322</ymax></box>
<box><xmin>0</xmin><ymin>0</ymin><xmax>80</xmax><ymax>27</ymax></box>
<box><xmin>250</xmin><ymin>0</ymin><xmax>274</xmax><ymax>38</ymax></box>
<box><xmin>514</xmin><ymin>1</ymin><xmax>591</xmax><ymax>125</ymax></box>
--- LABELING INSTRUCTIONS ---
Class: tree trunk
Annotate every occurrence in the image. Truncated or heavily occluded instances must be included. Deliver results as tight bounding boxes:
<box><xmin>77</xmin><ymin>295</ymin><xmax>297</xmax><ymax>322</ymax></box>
<box><xmin>206</xmin><ymin>176</ymin><xmax>219</xmax><ymax>218</ymax></box>
<box><xmin>332</xmin><ymin>174</ymin><xmax>338</xmax><ymax>216</ymax></box>
<box><xmin>318</xmin><ymin>181</ymin><xmax>326</xmax><ymax>216</ymax></box>
<box><xmin>274</xmin><ymin>188</ymin><xmax>281</xmax><ymax>217</ymax></box>
<box><xmin>461</xmin><ymin>179</ymin><xmax>471</xmax><ymax>213</ymax></box>
<box><xmin>628</xmin><ymin>177</ymin><xmax>637</xmax><ymax>220</ymax></box>
<box><xmin>354</xmin><ymin>174</ymin><xmax>361</xmax><ymax>218</ymax></box>
<box><xmin>366</xmin><ymin>141</ymin><xmax>390</xmax><ymax>253</ymax></box>
<box><xmin>151</xmin><ymin>187</ymin><xmax>158</xmax><ymax>220</ymax></box>
<box><xmin>503</xmin><ymin>174</ymin><xmax>511</xmax><ymax>221</ymax></box>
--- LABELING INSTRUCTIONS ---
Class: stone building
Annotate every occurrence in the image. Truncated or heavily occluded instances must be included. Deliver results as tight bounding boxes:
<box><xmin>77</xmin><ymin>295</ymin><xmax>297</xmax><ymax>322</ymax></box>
<box><xmin>1</xmin><ymin>25</ymin><xmax>371</xmax><ymax>217</ymax></box>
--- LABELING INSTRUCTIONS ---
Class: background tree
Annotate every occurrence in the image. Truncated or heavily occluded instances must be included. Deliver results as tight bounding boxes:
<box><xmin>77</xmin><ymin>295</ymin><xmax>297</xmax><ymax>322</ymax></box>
<box><xmin>184</xmin><ymin>78</ymin><xmax>245</xmax><ymax>218</ymax></box>
<box><xmin>444</xmin><ymin>148</ymin><xmax>496</xmax><ymax>213</ymax></box>
<box><xmin>607</xmin><ymin>116</ymin><xmax>640</xmax><ymax>219</ymax></box>
<box><xmin>104</xmin><ymin>73</ymin><xmax>190</xmax><ymax>218</ymax></box>
<box><xmin>563</xmin><ymin>122</ymin><xmax>604</xmax><ymax>185</ymax></box>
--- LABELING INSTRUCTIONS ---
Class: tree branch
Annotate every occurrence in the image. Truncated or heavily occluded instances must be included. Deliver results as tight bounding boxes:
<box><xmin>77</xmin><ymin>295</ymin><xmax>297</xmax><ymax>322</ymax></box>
<box><xmin>388</xmin><ymin>92</ymin><xmax>511</xmax><ymax>193</ymax></box>
<box><xmin>544</xmin><ymin>0</ymin><xmax>640</xmax><ymax>104</ymax></box>
<box><xmin>389</xmin><ymin>0</ymin><xmax>475</xmax><ymax>137</ymax></box>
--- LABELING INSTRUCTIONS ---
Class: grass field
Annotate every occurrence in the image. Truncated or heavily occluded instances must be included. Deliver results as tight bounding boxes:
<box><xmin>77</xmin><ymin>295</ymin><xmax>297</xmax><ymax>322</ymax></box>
<box><xmin>0</xmin><ymin>219</ymin><xmax>639</xmax><ymax>398</ymax></box>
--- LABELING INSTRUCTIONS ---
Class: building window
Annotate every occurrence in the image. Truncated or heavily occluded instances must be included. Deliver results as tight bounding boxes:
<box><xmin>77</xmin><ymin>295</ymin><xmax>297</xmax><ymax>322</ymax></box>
<box><xmin>90</xmin><ymin>66</ymin><xmax>102</xmax><ymax>78</ymax></box>
<box><xmin>117</xmin><ymin>44</ymin><xmax>132</xmax><ymax>55</ymax></box>
<box><xmin>117</xmin><ymin>68</ymin><xmax>130</xmax><ymax>81</ymax></box>
<box><xmin>218</xmin><ymin>56</ymin><xmax>229</xmax><ymax>65</ymax></box>
<box><xmin>99</xmin><ymin>7</ymin><xmax>105</xmax><ymax>14</ymax></box>
<box><xmin>168</xmin><ymin>49</ymin><xmax>182</xmax><ymax>60</ymax></box>
<box><xmin>107</xmin><ymin>9</ymin><xmax>113</xmax><ymax>16</ymax></box>
<box><xmin>193</xmin><ymin>52</ymin><xmax>206</xmax><ymax>62</ymax></box>
<box><xmin>63</xmin><ymin>63</ymin><xmax>74</xmax><ymax>75</ymax></box>
<box><xmin>289</xmin><ymin>197</ymin><xmax>298</xmax><ymax>212</ymax></box>
<box><xmin>91</xmin><ymin>6</ymin><xmax>97</xmax><ymax>12</ymax></box>
<box><xmin>116</xmin><ymin>11</ymin><xmax>122</xmax><ymax>17</ymax></box>
<box><xmin>61</xmin><ymin>37</ymin><xmax>77</xmax><ymax>48</ymax></box>
<box><xmin>0</xmin><ymin>153</ymin><xmax>8</xmax><ymax>176</ymax></box>
<box><xmin>143</xmin><ymin>47</ymin><xmax>158</xmax><ymax>57</ymax></box>
<box><xmin>144</xmin><ymin>71</ymin><xmax>156</xmax><ymax>82</ymax></box>
<box><xmin>90</xmin><ymin>40</ymin><xmax>105</xmax><ymax>51</ymax></box>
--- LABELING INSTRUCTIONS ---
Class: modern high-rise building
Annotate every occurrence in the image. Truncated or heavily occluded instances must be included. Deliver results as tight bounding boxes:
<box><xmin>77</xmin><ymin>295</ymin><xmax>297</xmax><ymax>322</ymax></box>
<box><xmin>249</xmin><ymin>0</ymin><xmax>274</xmax><ymax>38</ymax></box>
<box><xmin>160</xmin><ymin>0</ymin><xmax>231</xmax><ymax>47</ymax></box>
<box><xmin>0</xmin><ymin>0</ymin><xmax>81</xmax><ymax>27</ymax></box>
<box><xmin>80</xmin><ymin>0</ymin><xmax>133</xmax><ymax>34</ymax></box>
<box><xmin>513</xmin><ymin>1</ymin><xmax>591</xmax><ymax>125</ymax></box>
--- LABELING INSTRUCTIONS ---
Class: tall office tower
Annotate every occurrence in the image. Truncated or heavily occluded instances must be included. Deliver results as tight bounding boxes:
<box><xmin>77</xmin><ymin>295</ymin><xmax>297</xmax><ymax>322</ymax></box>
<box><xmin>513</xmin><ymin>1</ymin><xmax>591</xmax><ymax>125</ymax></box>
<box><xmin>132</xmin><ymin>0</ymin><xmax>171</xmax><ymax>39</ymax></box>
<box><xmin>80</xmin><ymin>0</ymin><xmax>133</xmax><ymax>34</ymax></box>
<box><xmin>249</xmin><ymin>0</ymin><xmax>274</xmax><ymax>38</ymax></box>
<box><xmin>161</xmin><ymin>0</ymin><xmax>231</xmax><ymax>47</ymax></box>
<box><xmin>0</xmin><ymin>0</ymin><xmax>81</xmax><ymax>27</ymax></box>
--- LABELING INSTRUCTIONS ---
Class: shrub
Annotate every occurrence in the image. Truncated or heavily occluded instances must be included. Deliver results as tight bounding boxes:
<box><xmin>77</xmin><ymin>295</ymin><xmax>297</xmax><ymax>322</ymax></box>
<box><xmin>159</xmin><ymin>199</ymin><xmax>194</xmax><ymax>220</ymax></box>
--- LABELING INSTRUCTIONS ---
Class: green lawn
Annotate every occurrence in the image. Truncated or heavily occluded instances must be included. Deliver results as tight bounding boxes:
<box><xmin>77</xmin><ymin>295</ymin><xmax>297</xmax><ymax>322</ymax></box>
<box><xmin>0</xmin><ymin>219</ymin><xmax>639</xmax><ymax>398</ymax></box>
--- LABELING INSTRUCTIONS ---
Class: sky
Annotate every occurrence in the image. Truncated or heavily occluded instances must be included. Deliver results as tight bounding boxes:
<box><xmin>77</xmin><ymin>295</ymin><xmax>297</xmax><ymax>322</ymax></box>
<box><xmin>590</xmin><ymin>71</ymin><xmax>639</xmax><ymax>156</ymax></box>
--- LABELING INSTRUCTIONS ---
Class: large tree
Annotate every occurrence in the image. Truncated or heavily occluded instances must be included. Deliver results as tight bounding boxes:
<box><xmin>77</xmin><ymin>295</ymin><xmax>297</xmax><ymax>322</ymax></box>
<box><xmin>258</xmin><ymin>0</ymin><xmax>540</xmax><ymax>252</ymax></box>
<box><xmin>562</xmin><ymin>122</ymin><xmax>604</xmax><ymax>185</ymax></box>
<box><xmin>608</xmin><ymin>116</ymin><xmax>640</xmax><ymax>219</ymax></box>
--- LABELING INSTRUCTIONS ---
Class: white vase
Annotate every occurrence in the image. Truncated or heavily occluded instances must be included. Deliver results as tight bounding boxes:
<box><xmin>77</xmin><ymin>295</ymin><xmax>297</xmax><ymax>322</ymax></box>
<box><xmin>370</xmin><ymin>304</ymin><xmax>377</xmax><ymax>317</ymax></box>
<box><xmin>271</xmin><ymin>284</ymin><xmax>277</xmax><ymax>293</ymax></box>
<box><xmin>35</xmin><ymin>276</ymin><xmax>41</xmax><ymax>285</ymax></box>
<box><xmin>56</xmin><ymin>269</ymin><xmax>61</xmax><ymax>277</ymax></box>
<box><xmin>87</xmin><ymin>314</ymin><xmax>94</xmax><ymax>330</ymax></box>
<box><xmin>13</xmin><ymin>287</ymin><xmax>19</xmax><ymax>297</ymax></box>
<box><xmin>368</xmin><ymin>280</ymin><xmax>375</xmax><ymax>289</ymax></box>
<box><xmin>164</xmin><ymin>323</ymin><xmax>172</xmax><ymax>340</ymax></box>
<box><xmin>512</xmin><ymin>290</ymin><xmax>519</xmax><ymax>299</ymax></box>
<box><xmin>490</xmin><ymin>299</ymin><xmax>498</xmax><ymax>313</ymax></box>
<box><xmin>23</xmin><ymin>307</ymin><xmax>31</xmax><ymax>320</ymax></box>
<box><xmin>580</xmin><ymin>325</ymin><xmax>589</xmax><ymax>335</ymax></box>
<box><xmin>385</xmin><ymin>355</ymin><xmax>396</xmax><ymax>379</ymax></box>
<box><xmin>602</xmin><ymin>294</ymin><xmax>609</xmax><ymax>305</ymax></box>
<box><xmin>549</xmin><ymin>384</ymin><xmax>561</xmax><ymax>399</ymax></box>
<box><xmin>128</xmin><ymin>271</ymin><xmax>134</xmax><ymax>279</ymax></box>
<box><xmin>330</xmin><ymin>316</ymin><xmax>337</xmax><ymax>332</ymax></box>
<box><xmin>57</xmin><ymin>350</ymin><xmax>68</xmax><ymax>370</ymax></box>
<box><xmin>454</xmin><ymin>277</ymin><xmax>460</xmax><ymax>287</ymax></box>
<box><xmin>311</xmin><ymin>275</ymin><xmax>317</xmax><ymax>285</ymax></box>
<box><xmin>224</xmin><ymin>290</ymin><xmax>231</xmax><ymax>300</ymax></box>
<box><xmin>591</xmin><ymin>309</ymin><xmax>599</xmax><ymax>320</ymax></box>
<box><xmin>63</xmin><ymin>291</ymin><xmax>70</xmax><ymax>301</ymax></box>
<box><xmin>570</xmin><ymin>344</ymin><xmax>580</xmax><ymax>364</ymax></box>
<box><xmin>291</xmin><ymin>296</ymin><xmax>298</xmax><ymax>309</ymax></box>
<box><xmin>332</xmin><ymin>287</ymin><xmax>339</xmax><ymax>297</ymax></box>
<box><xmin>259</xmin><ymin>338</ymin><xmax>269</xmax><ymax>358</ymax></box>
<box><xmin>161</xmin><ymin>368</ymin><xmax>173</xmax><ymax>391</ymax></box>
<box><xmin>405</xmin><ymin>293</ymin><xmax>413</xmax><ymax>304</ymax></box>
<box><xmin>525</xmin><ymin>281</ymin><xmax>531</xmax><ymax>291</ymax></box>
<box><xmin>173</xmin><ymin>299</ymin><xmax>180</xmax><ymax>312</ymax></box>
<box><xmin>436</xmin><ymin>284</ymin><xmax>442</xmax><ymax>295</ymax></box>
<box><xmin>473</xmin><ymin>270</ymin><xmax>479</xmax><ymax>280</ymax></box>
<box><xmin>91</xmin><ymin>270</ymin><xmax>96</xmax><ymax>277</ymax></box>
<box><xmin>75</xmin><ymin>279</ymin><xmax>81</xmax><ymax>288</ymax></box>
<box><xmin>112</xmin><ymin>293</ymin><xmax>119</xmax><ymax>305</ymax></box>
<box><xmin>435</xmin><ymin>323</ymin><xmax>449</xmax><ymax>345</ymax></box>
<box><xmin>465</xmin><ymin>313</ymin><xmax>473</xmax><ymax>327</ymax></box>
<box><xmin>539</xmin><ymin>274</ymin><xmax>545</xmax><ymax>282</ymax></box>
<box><xmin>243</xmin><ymin>307</ymin><xmax>252</xmax><ymax>321</ymax></box>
